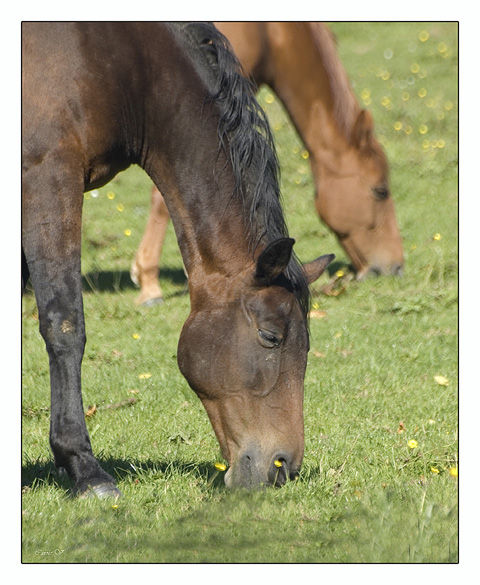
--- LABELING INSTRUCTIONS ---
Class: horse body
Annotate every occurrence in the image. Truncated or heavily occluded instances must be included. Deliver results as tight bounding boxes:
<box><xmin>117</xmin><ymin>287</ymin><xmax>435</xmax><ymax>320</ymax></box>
<box><xmin>22</xmin><ymin>22</ymin><xmax>332</xmax><ymax>496</ymax></box>
<box><xmin>132</xmin><ymin>22</ymin><xmax>404</xmax><ymax>305</ymax></box>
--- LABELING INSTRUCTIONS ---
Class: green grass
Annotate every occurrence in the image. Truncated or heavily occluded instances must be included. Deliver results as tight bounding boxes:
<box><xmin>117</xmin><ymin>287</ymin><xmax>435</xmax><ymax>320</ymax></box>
<box><xmin>22</xmin><ymin>22</ymin><xmax>458</xmax><ymax>563</ymax></box>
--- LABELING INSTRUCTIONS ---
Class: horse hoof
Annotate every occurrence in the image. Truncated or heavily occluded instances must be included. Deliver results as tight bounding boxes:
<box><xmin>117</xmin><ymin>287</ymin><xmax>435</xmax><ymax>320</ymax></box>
<box><xmin>80</xmin><ymin>483</ymin><xmax>122</xmax><ymax>500</ymax></box>
<box><xmin>140</xmin><ymin>296</ymin><xmax>164</xmax><ymax>307</ymax></box>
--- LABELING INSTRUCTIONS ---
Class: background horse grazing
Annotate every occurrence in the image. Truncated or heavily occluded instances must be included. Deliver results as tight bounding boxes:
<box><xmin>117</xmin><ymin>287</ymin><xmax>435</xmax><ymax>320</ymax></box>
<box><xmin>22</xmin><ymin>22</ymin><xmax>332</xmax><ymax>497</ymax></box>
<box><xmin>131</xmin><ymin>21</ymin><xmax>404</xmax><ymax>306</ymax></box>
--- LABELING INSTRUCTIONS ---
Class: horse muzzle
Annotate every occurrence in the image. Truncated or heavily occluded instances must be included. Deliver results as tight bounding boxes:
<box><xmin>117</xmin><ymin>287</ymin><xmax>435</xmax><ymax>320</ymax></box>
<box><xmin>356</xmin><ymin>261</ymin><xmax>404</xmax><ymax>280</ymax></box>
<box><xmin>224</xmin><ymin>447</ymin><xmax>301</xmax><ymax>489</ymax></box>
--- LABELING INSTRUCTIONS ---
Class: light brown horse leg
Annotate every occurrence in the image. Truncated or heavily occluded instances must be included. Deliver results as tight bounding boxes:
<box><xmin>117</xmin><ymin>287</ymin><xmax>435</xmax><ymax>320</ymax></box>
<box><xmin>131</xmin><ymin>185</ymin><xmax>170</xmax><ymax>305</ymax></box>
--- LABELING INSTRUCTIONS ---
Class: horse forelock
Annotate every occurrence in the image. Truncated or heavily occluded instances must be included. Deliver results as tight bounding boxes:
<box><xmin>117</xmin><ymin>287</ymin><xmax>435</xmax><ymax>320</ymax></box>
<box><xmin>180</xmin><ymin>22</ymin><xmax>311</xmax><ymax>317</ymax></box>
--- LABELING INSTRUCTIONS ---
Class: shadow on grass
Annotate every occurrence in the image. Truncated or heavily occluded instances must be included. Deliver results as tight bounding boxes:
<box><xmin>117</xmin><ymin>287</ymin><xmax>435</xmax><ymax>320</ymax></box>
<box><xmin>81</xmin><ymin>267</ymin><xmax>187</xmax><ymax>294</ymax></box>
<box><xmin>21</xmin><ymin>456</ymin><xmax>226</xmax><ymax>496</ymax></box>
<box><xmin>22</xmin><ymin>267</ymin><xmax>188</xmax><ymax>297</ymax></box>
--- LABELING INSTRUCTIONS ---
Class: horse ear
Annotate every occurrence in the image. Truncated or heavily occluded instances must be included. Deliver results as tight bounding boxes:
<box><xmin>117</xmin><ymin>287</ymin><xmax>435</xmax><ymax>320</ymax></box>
<box><xmin>352</xmin><ymin>109</ymin><xmax>374</xmax><ymax>151</ymax></box>
<box><xmin>255</xmin><ymin>238</ymin><xmax>295</xmax><ymax>283</ymax></box>
<box><xmin>303</xmin><ymin>254</ymin><xmax>335</xmax><ymax>284</ymax></box>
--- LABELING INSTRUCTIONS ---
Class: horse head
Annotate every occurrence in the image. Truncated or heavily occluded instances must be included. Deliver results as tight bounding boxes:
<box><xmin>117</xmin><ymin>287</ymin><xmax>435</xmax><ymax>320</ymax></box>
<box><xmin>313</xmin><ymin>109</ymin><xmax>404</xmax><ymax>278</ymax></box>
<box><xmin>177</xmin><ymin>238</ymin><xmax>333</xmax><ymax>488</ymax></box>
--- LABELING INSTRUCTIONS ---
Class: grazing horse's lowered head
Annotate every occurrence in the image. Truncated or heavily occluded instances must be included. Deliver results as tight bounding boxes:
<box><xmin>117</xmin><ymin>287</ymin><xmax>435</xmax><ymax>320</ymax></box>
<box><xmin>178</xmin><ymin>238</ymin><xmax>333</xmax><ymax>488</ymax></box>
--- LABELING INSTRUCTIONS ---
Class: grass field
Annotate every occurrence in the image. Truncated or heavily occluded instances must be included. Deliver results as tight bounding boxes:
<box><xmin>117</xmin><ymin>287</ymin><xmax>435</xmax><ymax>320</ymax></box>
<box><xmin>21</xmin><ymin>22</ymin><xmax>458</xmax><ymax>563</ymax></box>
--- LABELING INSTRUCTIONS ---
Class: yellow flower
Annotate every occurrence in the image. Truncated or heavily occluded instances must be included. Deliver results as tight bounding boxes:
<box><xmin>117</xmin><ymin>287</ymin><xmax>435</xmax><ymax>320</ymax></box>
<box><xmin>433</xmin><ymin>233</ymin><xmax>442</xmax><ymax>242</ymax></box>
<box><xmin>116</xmin><ymin>203</ymin><xmax>124</xmax><ymax>212</ymax></box>
<box><xmin>434</xmin><ymin>375</ymin><xmax>449</xmax><ymax>385</ymax></box>
<box><xmin>419</xmin><ymin>124</ymin><xmax>428</xmax><ymax>135</ymax></box>
<box><xmin>431</xmin><ymin>467</ymin><xmax>439</xmax><ymax>474</ymax></box>
<box><xmin>335</xmin><ymin>270</ymin><xmax>344</xmax><ymax>278</ymax></box>
<box><xmin>394</xmin><ymin>121</ymin><xmax>402</xmax><ymax>131</ymax></box>
<box><xmin>418</xmin><ymin>88</ymin><xmax>427</xmax><ymax>98</ymax></box>
<box><xmin>301</xmin><ymin>150</ymin><xmax>309</xmax><ymax>160</ymax></box>
<box><xmin>214</xmin><ymin>462</ymin><xmax>227</xmax><ymax>471</ymax></box>
<box><xmin>112</xmin><ymin>504</ymin><xmax>119</xmax><ymax>509</ymax></box>
<box><xmin>437</xmin><ymin>42</ymin><xmax>447</xmax><ymax>54</ymax></box>
<box><xmin>107</xmin><ymin>191</ymin><xmax>115</xmax><ymax>200</ymax></box>
<box><xmin>124</xmin><ymin>229</ymin><xmax>132</xmax><ymax>237</ymax></box>
<box><xmin>408</xmin><ymin>439</ymin><xmax>418</xmax><ymax>449</ymax></box>
<box><xmin>274</xmin><ymin>460</ymin><xmax>283</xmax><ymax>468</ymax></box>
<box><xmin>312</xmin><ymin>302</ymin><xmax>319</xmax><ymax>310</ymax></box>
<box><xmin>419</xmin><ymin>30</ymin><xmax>429</xmax><ymax>42</ymax></box>
<box><xmin>138</xmin><ymin>373</ymin><xmax>152</xmax><ymax>380</ymax></box>
<box><xmin>449</xmin><ymin>467</ymin><xmax>458</xmax><ymax>478</ymax></box>
<box><xmin>132</xmin><ymin>333</ymin><xmax>140</xmax><ymax>340</ymax></box>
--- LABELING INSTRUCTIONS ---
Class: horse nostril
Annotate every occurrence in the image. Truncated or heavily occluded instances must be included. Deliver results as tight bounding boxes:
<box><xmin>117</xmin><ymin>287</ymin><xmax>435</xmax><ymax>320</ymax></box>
<box><xmin>391</xmin><ymin>262</ymin><xmax>404</xmax><ymax>277</ymax></box>
<box><xmin>270</xmin><ymin>457</ymin><xmax>289</xmax><ymax>486</ymax></box>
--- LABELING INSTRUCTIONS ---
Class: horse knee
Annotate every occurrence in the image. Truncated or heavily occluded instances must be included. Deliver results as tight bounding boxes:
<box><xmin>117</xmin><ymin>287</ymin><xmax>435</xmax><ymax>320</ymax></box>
<box><xmin>39</xmin><ymin>307</ymin><xmax>86</xmax><ymax>357</ymax></box>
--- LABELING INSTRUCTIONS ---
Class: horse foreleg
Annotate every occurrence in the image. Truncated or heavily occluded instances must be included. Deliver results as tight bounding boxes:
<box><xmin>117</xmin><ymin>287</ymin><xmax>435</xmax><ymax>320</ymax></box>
<box><xmin>22</xmin><ymin>176</ymin><xmax>120</xmax><ymax>498</ymax></box>
<box><xmin>131</xmin><ymin>185</ymin><xmax>170</xmax><ymax>305</ymax></box>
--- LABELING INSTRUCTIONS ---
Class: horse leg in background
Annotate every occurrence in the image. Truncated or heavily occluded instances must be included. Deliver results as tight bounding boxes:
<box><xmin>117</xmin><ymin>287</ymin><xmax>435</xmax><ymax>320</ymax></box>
<box><xmin>22</xmin><ymin>171</ymin><xmax>121</xmax><ymax>498</ymax></box>
<box><xmin>131</xmin><ymin>185</ymin><xmax>170</xmax><ymax>306</ymax></box>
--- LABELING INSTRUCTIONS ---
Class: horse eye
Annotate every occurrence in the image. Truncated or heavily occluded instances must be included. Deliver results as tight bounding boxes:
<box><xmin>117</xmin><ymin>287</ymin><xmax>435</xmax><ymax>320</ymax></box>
<box><xmin>373</xmin><ymin>186</ymin><xmax>389</xmax><ymax>200</ymax></box>
<box><xmin>258</xmin><ymin>329</ymin><xmax>281</xmax><ymax>348</ymax></box>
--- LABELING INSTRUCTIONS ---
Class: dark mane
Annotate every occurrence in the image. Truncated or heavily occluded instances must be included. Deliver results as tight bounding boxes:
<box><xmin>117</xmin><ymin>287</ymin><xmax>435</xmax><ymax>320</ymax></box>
<box><xmin>175</xmin><ymin>22</ymin><xmax>311</xmax><ymax>316</ymax></box>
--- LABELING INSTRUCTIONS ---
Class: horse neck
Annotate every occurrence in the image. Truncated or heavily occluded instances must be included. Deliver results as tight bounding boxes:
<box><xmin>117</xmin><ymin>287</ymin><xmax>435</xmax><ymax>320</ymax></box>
<box><xmin>141</xmin><ymin>91</ymin><xmax>258</xmax><ymax>297</ymax></box>
<box><xmin>261</xmin><ymin>22</ymin><xmax>361</xmax><ymax>174</ymax></box>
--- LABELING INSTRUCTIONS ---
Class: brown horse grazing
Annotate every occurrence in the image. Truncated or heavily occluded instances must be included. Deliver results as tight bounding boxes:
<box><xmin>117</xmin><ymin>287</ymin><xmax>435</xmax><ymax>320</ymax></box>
<box><xmin>22</xmin><ymin>22</ymin><xmax>333</xmax><ymax>497</ymax></box>
<box><xmin>131</xmin><ymin>21</ymin><xmax>404</xmax><ymax>306</ymax></box>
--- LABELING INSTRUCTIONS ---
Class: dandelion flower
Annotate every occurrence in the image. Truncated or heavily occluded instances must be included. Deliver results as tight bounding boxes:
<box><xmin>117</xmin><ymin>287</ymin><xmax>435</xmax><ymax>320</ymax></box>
<box><xmin>274</xmin><ymin>460</ymin><xmax>283</xmax><ymax>468</ymax></box>
<box><xmin>132</xmin><ymin>333</ymin><xmax>140</xmax><ymax>340</ymax></box>
<box><xmin>434</xmin><ymin>374</ymin><xmax>448</xmax><ymax>385</ymax></box>
<box><xmin>408</xmin><ymin>439</ymin><xmax>418</xmax><ymax>449</ymax></box>
<box><xmin>449</xmin><ymin>467</ymin><xmax>458</xmax><ymax>478</ymax></box>
<box><xmin>124</xmin><ymin>229</ymin><xmax>132</xmax><ymax>237</ymax></box>
<box><xmin>112</xmin><ymin>504</ymin><xmax>119</xmax><ymax>509</ymax></box>
<box><xmin>116</xmin><ymin>203</ymin><xmax>124</xmax><ymax>212</ymax></box>
<box><xmin>335</xmin><ymin>270</ymin><xmax>344</xmax><ymax>278</ymax></box>
<box><xmin>419</xmin><ymin>124</ymin><xmax>428</xmax><ymax>135</ymax></box>
<box><xmin>394</xmin><ymin>121</ymin><xmax>403</xmax><ymax>131</ymax></box>
<box><xmin>431</xmin><ymin>467</ymin><xmax>440</xmax><ymax>474</ymax></box>
<box><xmin>437</xmin><ymin>42</ymin><xmax>448</xmax><ymax>54</ymax></box>
<box><xmin>433</xmin><ymin>233</ymin><xmax>442</xmax><ymax>242</ymax></box>
<box><xmin>214</xmin><ymin>462</ymin><xmax>227</xmax><ymax>471</ymax></box>
<box><xmin>107</xmin><ymin>191</ymin><xmax>115</xmax><ymax>200</ymax></box>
